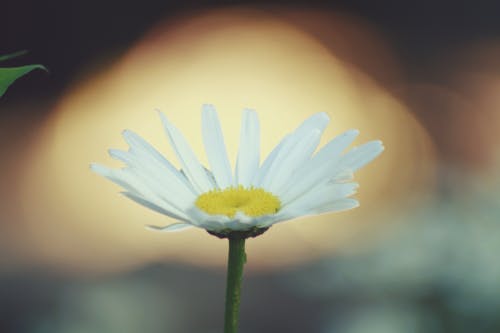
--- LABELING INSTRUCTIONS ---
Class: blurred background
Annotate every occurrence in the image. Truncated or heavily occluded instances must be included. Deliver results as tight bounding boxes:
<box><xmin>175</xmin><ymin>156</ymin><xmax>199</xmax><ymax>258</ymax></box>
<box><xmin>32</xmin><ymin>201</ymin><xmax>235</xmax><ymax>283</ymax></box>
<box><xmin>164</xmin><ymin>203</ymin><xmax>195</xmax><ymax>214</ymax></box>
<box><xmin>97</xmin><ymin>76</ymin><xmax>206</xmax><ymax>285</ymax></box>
<box><xmin>2</xmin><ymin>1</ymin><xmax>500</xmax><ymax>332</ymax></box>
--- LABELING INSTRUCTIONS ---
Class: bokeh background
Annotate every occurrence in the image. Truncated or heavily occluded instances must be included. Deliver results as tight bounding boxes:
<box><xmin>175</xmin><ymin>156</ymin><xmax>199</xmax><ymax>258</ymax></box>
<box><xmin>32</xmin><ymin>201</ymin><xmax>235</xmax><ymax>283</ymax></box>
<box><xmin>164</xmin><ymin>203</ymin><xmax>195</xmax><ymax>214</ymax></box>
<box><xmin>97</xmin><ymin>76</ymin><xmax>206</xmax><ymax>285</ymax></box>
<box><xmin>2</xmin><ymin>1</ymin><xmax>500</xmax><ymax>332</ymax></box>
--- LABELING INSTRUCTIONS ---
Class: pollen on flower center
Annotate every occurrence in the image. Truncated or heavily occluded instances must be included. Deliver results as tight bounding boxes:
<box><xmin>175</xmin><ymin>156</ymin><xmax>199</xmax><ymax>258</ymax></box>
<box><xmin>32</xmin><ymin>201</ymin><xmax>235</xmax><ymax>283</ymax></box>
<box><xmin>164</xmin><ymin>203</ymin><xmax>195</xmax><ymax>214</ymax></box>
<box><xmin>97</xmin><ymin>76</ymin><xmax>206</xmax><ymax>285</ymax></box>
<box><xmin>195</xmin><ymin>186</ymin><xmax>281</xmax><ymax>218</ymax></box>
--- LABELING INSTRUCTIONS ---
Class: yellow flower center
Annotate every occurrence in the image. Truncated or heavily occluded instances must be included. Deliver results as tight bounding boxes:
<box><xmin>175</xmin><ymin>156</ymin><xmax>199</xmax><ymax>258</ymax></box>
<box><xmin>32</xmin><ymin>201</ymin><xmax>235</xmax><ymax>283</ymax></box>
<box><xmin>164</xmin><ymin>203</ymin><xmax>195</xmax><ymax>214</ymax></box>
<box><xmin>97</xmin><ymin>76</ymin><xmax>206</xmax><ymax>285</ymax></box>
<box><xmin>195</xmin><ymin>186</ymin><xmax>281</xmax><ymax>218</ymax></box>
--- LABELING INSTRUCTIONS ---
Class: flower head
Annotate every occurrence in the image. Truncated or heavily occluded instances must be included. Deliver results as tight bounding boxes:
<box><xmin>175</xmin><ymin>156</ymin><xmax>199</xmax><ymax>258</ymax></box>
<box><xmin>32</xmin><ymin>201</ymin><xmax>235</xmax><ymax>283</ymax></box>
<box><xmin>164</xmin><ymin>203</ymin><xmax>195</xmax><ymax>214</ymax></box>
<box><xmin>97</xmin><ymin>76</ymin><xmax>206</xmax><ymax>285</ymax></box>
<box><xmin>91</xmin><ymin>105</ymin><xmax>383</xmax><ymax>236</ymax></box>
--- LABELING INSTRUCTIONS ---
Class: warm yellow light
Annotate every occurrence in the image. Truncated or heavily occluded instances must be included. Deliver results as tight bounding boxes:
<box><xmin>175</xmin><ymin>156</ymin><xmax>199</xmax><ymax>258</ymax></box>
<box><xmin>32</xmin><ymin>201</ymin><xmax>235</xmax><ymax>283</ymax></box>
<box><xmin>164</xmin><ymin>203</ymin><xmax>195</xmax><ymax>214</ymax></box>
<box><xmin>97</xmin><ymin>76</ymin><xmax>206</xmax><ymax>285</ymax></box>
<box><xmin>15</xmin><ymin>8</ymin><xmax>435</xmax><ymax>275</ymax></box>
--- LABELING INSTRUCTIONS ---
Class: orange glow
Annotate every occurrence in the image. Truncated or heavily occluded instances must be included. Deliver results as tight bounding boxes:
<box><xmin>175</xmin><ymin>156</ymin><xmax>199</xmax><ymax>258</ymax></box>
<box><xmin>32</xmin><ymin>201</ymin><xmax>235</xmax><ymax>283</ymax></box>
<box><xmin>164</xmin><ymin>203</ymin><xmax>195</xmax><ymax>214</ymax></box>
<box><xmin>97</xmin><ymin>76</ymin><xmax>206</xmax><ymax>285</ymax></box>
<box><xmin>13</xmin><ymin>8</ymin><xmax>435</xmax><ymax>275</ymax></box>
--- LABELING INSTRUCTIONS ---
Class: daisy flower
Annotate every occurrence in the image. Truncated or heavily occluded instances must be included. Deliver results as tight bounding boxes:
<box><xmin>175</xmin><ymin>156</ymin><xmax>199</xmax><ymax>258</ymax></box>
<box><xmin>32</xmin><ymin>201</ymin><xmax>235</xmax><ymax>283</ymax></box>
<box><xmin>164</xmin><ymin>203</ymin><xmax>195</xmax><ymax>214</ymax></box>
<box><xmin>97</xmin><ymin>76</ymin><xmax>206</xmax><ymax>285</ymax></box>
<box><xmin>91</xmin><ymin>105</ymin><xmax>383</xmax><ymax>238</ymax></box>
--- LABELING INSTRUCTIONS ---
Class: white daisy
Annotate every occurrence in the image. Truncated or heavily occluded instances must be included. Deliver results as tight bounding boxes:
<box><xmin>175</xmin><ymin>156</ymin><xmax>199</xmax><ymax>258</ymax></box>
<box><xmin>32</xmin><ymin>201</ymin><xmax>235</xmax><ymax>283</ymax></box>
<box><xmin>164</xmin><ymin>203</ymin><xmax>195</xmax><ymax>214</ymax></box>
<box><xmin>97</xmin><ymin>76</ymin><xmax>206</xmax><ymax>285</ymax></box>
<box><xmin>91</xmin><ymin>105</ymin><xmax>383</xmax><ymax>237</ymax></box>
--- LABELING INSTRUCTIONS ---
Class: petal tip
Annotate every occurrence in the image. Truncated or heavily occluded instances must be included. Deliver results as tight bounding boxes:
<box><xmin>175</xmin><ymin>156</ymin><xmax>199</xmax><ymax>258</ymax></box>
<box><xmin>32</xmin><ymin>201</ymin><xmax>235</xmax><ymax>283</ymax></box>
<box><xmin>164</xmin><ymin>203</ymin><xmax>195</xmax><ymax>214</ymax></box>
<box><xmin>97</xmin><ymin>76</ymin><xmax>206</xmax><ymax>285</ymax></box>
<box><xmin>89</xmin><ymin>163</ymin><xmax>108</xmax><ymax>175</ymax></box>
<box><xmin>374</xmin><ymin>140</ymin><xmax>385</xmax><ymax>153</ymax></box>
<box><xmin>349</xmin><ymin>129</ymin><xmax>360</xmax><ymax>136</ymax></box>
<box><xmin>157</xmin><ymin>109</ymin><xmax>168</xmax><ymax>121</ymax></box>
<box><xmin>202</xmin><ymin>103</ymin><xmax>216</xmax><ymax>109</ymax></box>
<box><xmin>122</xmin><ymin>129</ymin><xmax>134</xmax><ymax>137</ymax></box>
<box><xmin>319</xmin><ymin>112</ymin><xmax>330</xmax><ymax>120</ymax></box>
<box><xmin>202</xmin><ymin>104</ymin><xmax>218</xmax><ymax>118</ymax></box>
<box><xmin>146</xmin><ymin>223</ymin><xmax>193</xmax><ymax>232</ymax></box>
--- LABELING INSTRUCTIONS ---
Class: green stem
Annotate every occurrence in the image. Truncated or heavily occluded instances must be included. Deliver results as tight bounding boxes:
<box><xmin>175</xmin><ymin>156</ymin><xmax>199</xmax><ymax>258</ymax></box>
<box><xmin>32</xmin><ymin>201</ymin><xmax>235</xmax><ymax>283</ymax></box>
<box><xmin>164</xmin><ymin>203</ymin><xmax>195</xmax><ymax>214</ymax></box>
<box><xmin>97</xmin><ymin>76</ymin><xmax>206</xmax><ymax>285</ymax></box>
<box><xmin>224</xmin><ymin>236</ymin><xmax>247</xmax><ymax>333</ymax></box>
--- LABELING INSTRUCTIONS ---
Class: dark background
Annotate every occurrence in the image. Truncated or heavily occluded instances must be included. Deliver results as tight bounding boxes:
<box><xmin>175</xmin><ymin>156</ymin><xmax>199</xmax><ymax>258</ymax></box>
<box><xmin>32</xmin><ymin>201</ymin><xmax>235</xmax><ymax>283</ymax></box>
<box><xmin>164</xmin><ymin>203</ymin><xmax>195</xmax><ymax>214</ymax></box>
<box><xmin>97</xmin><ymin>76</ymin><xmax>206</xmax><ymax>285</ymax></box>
<box><xmin>4</xmin><ymin>0</ymin><xmax>500</xmax><ymax>103</ymax></box>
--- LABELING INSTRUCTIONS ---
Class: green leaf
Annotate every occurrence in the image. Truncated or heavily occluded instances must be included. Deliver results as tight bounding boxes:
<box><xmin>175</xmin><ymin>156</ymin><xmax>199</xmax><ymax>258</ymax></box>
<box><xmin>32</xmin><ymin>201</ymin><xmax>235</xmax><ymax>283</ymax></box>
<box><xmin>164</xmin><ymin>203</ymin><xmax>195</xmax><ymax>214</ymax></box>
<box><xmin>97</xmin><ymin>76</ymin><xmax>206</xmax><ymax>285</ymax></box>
<box><xmin>0</xmin><ymin>50</ymin><xmax>28</xmax><ymax>62</ymax></box>
<box><xmin>0</xmin><ymin>64</ymin><xmax>47</xmax><ymax>98</ymax></box>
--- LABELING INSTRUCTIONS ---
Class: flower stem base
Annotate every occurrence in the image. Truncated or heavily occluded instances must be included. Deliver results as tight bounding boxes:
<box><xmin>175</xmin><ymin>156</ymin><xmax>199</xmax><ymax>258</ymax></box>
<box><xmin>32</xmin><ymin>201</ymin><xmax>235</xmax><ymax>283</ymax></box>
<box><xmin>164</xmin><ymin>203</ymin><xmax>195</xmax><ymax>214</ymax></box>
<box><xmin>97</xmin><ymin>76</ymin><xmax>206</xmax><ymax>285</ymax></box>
<box><xmin>207</xmin><ymin>227</ymin><xmax>269</xmax><ymax>239</ymax></box>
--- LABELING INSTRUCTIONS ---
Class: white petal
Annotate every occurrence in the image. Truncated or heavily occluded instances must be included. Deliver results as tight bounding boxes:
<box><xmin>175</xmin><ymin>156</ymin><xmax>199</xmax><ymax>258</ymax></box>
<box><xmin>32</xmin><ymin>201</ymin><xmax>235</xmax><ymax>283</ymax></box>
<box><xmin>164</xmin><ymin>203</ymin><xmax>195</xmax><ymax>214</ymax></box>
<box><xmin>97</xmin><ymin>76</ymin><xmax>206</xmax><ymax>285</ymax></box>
<box><xmin>220</xmin><ymin>220</ymin><xmax>253</xmax><ymax>231</ymax></box>
<box><xmin>107</xmin><ymin>148</ymin><xmax>195</xmax><ymax>209</ymax></box>
<box><xmin>256</xmin><ymin>209</ymin><xmax>301</xmax><ymax>228</ymax></box>
<box><xmin>92</xmin><ymin>163</ymin><xmax>162</xmax><ymax>202</ymax></box>
<box><xmin>108</xmin><ymin>148</ymin><xmax>189</xmax><ymax>195</ymax></box>
<box><xmin>330</xmin><ymin>169</ymin><xmax>354</xmax><ymax>183</ymax></box>
<box><xmin>310</xmin><ymin>129</ymin><xmax>360</xmax><ymax>169</ymax></box>
<box><xmin>221</xmin><ymin>212</ymin><xmax>274</xmax><ymax>231</ymax></box>
<box><xmin>235</xmin><ymin>108</ymin><xmax>260</xmax><ymax>187</ymax></box>
<box><xmin>258</xmin><ymin>197</ymin><xmax>359</xmax><ymax>228</ymax></box>
<box><xmin>122</xmin><ymin>130</ymin><xmax>195</xmax><ymax>191</ymax></box>
<box><xmin>279</xmin><ymin>137</ymin><xmax>382</xmax><ymax>204</ymax></box>
<box><xmin>314</xmin><ymin>198</ymin><xmax>359</xmax><ymax>214</ymax></box>
<box><xmin>254</xmin><ymin>112</ymin><xmax>329</xmax><ymax>187</ymax></box>
<box><xmin>91</xmin><ymin>163</ymin><xmax>191</xmax><ymax>219</ymax></box>
<box><xmin>203</xmin><ymin>167</ymin><xmax>218</xmax><ymax>188</ymax></box>
<box><xmin>91</xmin><ymin>164</ymin><xmax>154</xmax><ymax>206</ymax></box>
<box><xmin>159</xmin><ymin>111</ymin><xmax>214</xmax><ymax>193</ymax></box>
<box><xmin>294</xmin><ymin>112</ymin><xmax>330</xmax><ymax>138</ymax></box>
<box><xmin>146</xmin><ymin>223</ymin><xmax>193</xmax><ymax>232</ymax></box>
<box><xmin>252</xmin><ymin>134</ymin><xmax>291</xmax><ymax>186</ymax></box>
<box><xmin>280</xmin><ymin>182</ymin><xmax>358</xmax><ymax>217</ymax></box>
<box><xmin>186</xmin><ymin>207</ymin><xmax>229</xmax><ymax>231</ymax></box>
<box><xmin>202</xmin><ymin>105</ymin><xmax>233</xmax><ymax>189</ymax></box>
<box><xmin>338</xmin><ymin>140</ymin><xmax>384</xmax><ymax>172</ymax></box>
<box><xmin>91</xmin><ymin>163</ymin><xmax>139</xmax><ymax>194</ymax></box>
<box><xmin>188</xmin><ymin>209</ymin><xmax>275</xmax><ymax>231</ymax></box>
<box><xmin>264</xmin><ymin>129</ymin><xmax>322</xmax><ymax>194</ymax></box>
<box><xmin>121</xmin><ymin>191</ymin><xmax>191</xmax><ymax>222</ymax></box>
<box><xmin>278</xmin><ymin>129</ymin><xmax>359</xmax><ymax>203</ymax></box>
